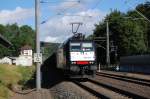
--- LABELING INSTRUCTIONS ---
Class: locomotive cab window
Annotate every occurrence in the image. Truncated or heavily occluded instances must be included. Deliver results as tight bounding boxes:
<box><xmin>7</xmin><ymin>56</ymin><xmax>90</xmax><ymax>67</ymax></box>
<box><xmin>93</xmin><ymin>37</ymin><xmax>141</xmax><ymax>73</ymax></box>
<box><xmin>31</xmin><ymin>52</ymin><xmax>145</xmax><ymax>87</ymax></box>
<box><xmin>82</xmin><ymin>43</ymin><xmax>93</xmax><ymax>51</ymax></box>
<box><xmin>70</xmin><ymin>43</ymin><xmax>81</xmax><ymax>51</ymax></box>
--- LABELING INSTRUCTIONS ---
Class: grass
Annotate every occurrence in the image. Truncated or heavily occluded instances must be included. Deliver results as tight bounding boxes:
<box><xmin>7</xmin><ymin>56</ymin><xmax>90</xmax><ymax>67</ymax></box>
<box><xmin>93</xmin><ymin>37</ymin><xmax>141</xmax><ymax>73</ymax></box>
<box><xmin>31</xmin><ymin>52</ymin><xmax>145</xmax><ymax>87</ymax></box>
<box><xmin>0</xmin><ymin>84</ymin><xmax>10</xmax><ymax>99</ymax></box>
<box><xmin>0</xmin><ymin>64</ymin><xmax>35</xmax><ymax>99</ymax></box>
<box><xmin>0</xmin><ymin>64</ymin><xmax>21</xmax><ymax>87</ymax></box>
<box><xmin>17</xmin><ymin>66</ymin><xmax>35</xmax><ymax>88</ymax></box>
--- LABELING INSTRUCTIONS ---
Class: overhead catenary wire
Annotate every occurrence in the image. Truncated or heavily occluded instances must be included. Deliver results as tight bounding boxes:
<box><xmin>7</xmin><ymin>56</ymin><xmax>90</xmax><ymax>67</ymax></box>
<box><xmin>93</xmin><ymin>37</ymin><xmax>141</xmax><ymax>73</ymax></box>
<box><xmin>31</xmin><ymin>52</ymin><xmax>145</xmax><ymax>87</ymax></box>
<box><xmin>60</xmin><ymin>0</ymin><xmax>103</xmax><ymax>18</ymax></box>
<box><xmin>67</xmin><ymin>0</ymin><xmax>103</xmax><ymax>35</ymax></box>
<box><xmin>41</xmin><ymin>0</ymin><xmax>104</xmax><ymax>24</ymax></box>
<box><xmin>91</xmin><ymin>0</ymin><xmax>103</xmax><ymax>10</ymax></box>
<box><xmin>124</xmin><ymin>0</ymin><xmax>150</xmax><ymax>23</ymax></box>
<box><xmin>54</xmin><ymin>0</ymin><xmax>81</xmax><ymax>15</ymax></box>
<box><xmin>40</xmin><ymin>0</ymin><xmax>81</xmax><ymax>24</ymax></box>
<box><xmin>40</xmin><ymin>0</ymin><xmax>80</xmax><ymax>4</ymax></box>
<box><xmin>40</xmin><ymin>0</ymin><xmax>104</xmax><ymax>38</ymax></box>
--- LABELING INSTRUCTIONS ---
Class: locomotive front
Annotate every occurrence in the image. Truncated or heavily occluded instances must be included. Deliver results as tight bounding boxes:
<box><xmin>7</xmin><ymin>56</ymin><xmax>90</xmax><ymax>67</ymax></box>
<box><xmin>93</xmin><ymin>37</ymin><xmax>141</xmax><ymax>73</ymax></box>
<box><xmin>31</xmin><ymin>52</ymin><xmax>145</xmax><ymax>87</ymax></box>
<box><xmin>69</xmin><ymin>40</ymin><xmax>97</xmax><ymax>77</ymax></box>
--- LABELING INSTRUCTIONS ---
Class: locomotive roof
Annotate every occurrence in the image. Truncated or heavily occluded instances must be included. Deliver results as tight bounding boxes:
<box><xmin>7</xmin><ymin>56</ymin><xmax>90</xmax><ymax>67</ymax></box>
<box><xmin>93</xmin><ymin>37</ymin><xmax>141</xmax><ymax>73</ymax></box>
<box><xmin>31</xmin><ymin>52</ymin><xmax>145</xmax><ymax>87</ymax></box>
<box><xmin>58</xmin><ymin>39</ymin><xmax>94</xmax><ymax>49</ymax></box>
<box><xmin>69</xmin><ymin>39</ymin><xmax>93</xmax><ymax>42</ymax></box>
<box><xmin>58</xmin><ymin>33</ymin><xmax>93</xmax><ymax>48</ymax></box>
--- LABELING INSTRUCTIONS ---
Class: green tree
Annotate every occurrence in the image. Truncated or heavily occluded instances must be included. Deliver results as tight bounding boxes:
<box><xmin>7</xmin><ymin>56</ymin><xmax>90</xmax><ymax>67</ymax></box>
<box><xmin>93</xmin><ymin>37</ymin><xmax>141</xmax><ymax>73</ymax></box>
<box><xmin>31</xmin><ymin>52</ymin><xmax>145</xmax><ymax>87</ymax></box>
<box><xmin>19</xmin><ymin>25</ymin><xmax>35</xmax><ymax>47</ymax></box>
<box><xmin>93</xmin><ymin>9</ymin><xmax>148</xmax><ymax>64</ymax></box>
<box><xmin>136</xmin><ymin>1</ymin><xmax>150</xmax><ymax>51</ymax></box>
<box><xmin>0</xmin><ymin>24</ymin><xmax>35</xmax><ymax>57</ymax></box>
<box><xmin>0</xmin><ymin>24</ymin><xmax>6</xmax><ymax>35</ymax></box>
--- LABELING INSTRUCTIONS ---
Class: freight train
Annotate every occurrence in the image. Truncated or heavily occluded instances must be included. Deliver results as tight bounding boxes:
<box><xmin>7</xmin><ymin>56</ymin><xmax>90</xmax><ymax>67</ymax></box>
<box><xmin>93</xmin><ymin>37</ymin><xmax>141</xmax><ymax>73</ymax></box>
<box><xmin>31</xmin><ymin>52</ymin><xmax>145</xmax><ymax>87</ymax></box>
<box><xmin>56</xmin><ymin>33</ymin><xmax>97</xmax><ymax>78</ymax></box>
<box><xmin>119</xmin><ymin>55</ymin><xmax>150</xmax><ymax>74</ymax></box>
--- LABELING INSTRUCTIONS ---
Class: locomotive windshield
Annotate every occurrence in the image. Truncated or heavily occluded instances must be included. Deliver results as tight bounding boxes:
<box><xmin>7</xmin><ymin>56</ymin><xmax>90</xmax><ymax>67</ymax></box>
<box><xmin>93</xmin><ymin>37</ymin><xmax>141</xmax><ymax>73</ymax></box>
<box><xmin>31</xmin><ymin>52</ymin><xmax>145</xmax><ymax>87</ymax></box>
<box><xmin>70</xmin><ymin>42</ymin><xmax>94</xmax><ymax>51</ymax></box>
<box><xmin>82</xmin><ymin>43</ymin><xmax>93</xmax><ymax>51</ymax></box>
<box><xmin>70</xmin><ymin>43</ymin><xmax>81</xmax><ymax>51</ymax></box>
<box><xmin>82</xmin><ymin>43</ymin><xmax>92</xmax><ymax>47</ymax></box>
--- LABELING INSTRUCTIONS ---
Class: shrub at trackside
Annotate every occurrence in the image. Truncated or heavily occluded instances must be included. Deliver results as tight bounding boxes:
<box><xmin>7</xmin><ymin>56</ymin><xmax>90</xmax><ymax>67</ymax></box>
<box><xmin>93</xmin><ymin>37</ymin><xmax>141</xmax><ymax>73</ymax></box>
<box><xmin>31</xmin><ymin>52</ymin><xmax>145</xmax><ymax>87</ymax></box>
<box><xmin>16</xmin><ymin>66</ymin><xmax>35</xmax><ymax>88</ymax></box>
<box><xmin>0</xmin><ymin>64</ymin><xmax>35</xmax><ymax>99</ymax></box>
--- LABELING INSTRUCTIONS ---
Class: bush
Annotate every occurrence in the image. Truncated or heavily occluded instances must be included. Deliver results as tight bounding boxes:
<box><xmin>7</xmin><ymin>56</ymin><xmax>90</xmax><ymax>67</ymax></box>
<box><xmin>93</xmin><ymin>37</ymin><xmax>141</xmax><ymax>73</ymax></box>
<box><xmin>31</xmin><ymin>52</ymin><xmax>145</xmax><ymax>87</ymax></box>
<box><xmin>0</xmin><ymin>64</ymin><xmax>35</xmax><ymax>99</ymax></box>
<box><xmin>16</xmin><ymin>66</ymin><xmax>35</xmax><ymax>86</ymax></box>
<box><xmin>0</xmin><ymin>84</ymin><xmax>9</xmax><ymax>99</ymax></box>
<box><xmin>0</xmin><ymin>64</ymin><xmax>21</xmax><ymax>88</ymax></box>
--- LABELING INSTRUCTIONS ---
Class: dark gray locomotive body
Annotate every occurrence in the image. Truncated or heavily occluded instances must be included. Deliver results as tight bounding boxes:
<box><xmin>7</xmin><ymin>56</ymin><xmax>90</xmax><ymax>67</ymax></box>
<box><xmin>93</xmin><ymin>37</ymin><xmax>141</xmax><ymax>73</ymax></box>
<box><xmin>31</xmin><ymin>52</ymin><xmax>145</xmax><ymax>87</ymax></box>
<box><xmin>56</xmin><ymin>36</ymin><xmax>97</xmax><ymax>78</ymax></box>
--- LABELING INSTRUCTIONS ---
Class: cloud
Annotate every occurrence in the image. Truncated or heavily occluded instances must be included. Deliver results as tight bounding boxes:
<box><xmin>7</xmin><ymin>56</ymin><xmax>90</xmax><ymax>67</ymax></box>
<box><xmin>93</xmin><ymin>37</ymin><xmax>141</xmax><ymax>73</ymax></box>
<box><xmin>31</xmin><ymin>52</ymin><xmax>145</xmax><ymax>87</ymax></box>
<box><xmin>44</xmin><ymin>36</ymin><xmax>58</xmax><ymax>42</ymax></box>
<box><xmin>48</xmin><ymin>0</ymin><xmax>101</xmax><ymax>15</ymax></box>
<box><xmin>49</xmin><ymin>1</ymin><xmax>82</xmax><ymax>15</ymax></box>
<box><xmin>0</xmin><ymin>7</ymin><xmax>34</xmax><ymax>25</ymax></box>
<box><xmin>40</xmin><ymin>9</ymin><xmax>107</xmax><ymax>43</ymax></box>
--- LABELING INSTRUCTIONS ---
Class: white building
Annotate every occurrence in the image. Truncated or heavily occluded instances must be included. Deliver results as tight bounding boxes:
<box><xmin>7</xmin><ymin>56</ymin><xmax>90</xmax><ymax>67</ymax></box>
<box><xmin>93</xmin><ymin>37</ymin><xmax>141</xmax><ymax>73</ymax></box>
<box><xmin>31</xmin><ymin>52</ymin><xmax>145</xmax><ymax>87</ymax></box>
<box><xmin>0</xmin><ymin>57</ymin><xmax>12</xmax><ymax>65</ymax></box>
<box><xmin>15</xmin><ymin>45</ymin><xmax>33</xmax><ymax>66</ymax></box>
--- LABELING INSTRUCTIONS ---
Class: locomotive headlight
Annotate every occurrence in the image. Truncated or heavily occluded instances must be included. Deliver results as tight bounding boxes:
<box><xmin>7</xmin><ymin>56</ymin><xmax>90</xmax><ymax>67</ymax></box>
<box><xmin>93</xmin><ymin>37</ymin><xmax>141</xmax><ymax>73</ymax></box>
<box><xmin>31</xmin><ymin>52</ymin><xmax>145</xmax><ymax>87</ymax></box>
<box><xmin>89</xmin><ymin>61</ymin><xmax>94</xmax><ymax>64</ymax></box>
<box><xmin>72</xmin><ymin>61</ymin><xmax>76</xmax><ymax>64</ymax></box>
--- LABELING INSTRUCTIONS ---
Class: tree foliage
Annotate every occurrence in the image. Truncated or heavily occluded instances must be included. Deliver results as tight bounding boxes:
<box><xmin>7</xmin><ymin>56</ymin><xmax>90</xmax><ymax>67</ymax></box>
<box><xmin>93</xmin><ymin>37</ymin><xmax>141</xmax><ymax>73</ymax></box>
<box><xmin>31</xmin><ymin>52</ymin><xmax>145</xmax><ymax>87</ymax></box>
<box><xmin>93</xmin><ymin>2</ymin><xmax>150</xmax><ymax>64</ymax></box>
<box><xmin>136</xmin><ymin>1</ymin><xmax>150</xmax><ymax>51</ymax></box>
<box><xmin>0</xmin><ymin>23</ymin><xmax>35</xmax><ymax>58</ymax></box>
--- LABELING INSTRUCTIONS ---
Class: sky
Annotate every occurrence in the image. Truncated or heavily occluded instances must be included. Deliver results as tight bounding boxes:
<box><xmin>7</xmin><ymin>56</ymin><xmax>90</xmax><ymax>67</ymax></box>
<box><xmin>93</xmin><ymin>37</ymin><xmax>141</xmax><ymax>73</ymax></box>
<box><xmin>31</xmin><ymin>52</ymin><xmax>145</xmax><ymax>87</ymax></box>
<box><xmin>0</xmin><ymin>0</ymin><xmax>147</xmax><ymax>43</ymax></box>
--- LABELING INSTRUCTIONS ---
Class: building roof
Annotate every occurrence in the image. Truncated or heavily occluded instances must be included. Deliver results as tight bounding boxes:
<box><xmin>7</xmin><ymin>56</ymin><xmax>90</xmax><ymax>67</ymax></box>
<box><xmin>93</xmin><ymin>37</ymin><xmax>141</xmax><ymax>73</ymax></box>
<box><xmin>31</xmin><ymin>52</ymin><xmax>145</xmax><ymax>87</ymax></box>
<box><xmin>21</xmin><ymin>45</ymin><xmax>32</xmax><ymax>50</ymax></box>
<box><xmin>0</xmin><ymin>34</ymin><xmax>12</xmax><ymax>48</ymax></box>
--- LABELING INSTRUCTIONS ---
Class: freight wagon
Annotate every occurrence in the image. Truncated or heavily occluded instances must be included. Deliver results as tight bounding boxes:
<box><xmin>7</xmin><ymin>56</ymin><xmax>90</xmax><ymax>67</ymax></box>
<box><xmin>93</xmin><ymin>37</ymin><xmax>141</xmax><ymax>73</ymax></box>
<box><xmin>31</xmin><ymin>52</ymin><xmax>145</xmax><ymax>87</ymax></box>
<box><xmin>119</xmin><ymin>55</ymin><xmax>150</xmax><ymax>74</ymax></box>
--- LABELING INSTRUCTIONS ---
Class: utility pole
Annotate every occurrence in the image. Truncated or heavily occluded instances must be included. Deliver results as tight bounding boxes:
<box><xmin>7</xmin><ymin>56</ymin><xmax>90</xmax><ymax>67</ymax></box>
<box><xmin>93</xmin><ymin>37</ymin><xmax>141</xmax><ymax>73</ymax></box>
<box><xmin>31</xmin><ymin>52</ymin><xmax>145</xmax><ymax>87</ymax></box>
<box><xmin>106</xmin><ymin>20</ymin><xmax>110</xmax><ymax>67</ymax></box>
<box><xmin>35</xmin><ymin>0</ymin><xmax>41</xmax><ymax>90</ymax></box>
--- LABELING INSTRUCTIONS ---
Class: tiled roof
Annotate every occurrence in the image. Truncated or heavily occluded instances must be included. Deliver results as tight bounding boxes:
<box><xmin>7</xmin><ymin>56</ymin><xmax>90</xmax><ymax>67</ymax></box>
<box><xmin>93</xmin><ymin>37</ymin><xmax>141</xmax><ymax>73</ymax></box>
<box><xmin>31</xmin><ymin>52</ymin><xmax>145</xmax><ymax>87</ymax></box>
<box><xmin>21</xmin><ymin>45</ymin><xmax>32</xmax><ymax>50</ymax></box>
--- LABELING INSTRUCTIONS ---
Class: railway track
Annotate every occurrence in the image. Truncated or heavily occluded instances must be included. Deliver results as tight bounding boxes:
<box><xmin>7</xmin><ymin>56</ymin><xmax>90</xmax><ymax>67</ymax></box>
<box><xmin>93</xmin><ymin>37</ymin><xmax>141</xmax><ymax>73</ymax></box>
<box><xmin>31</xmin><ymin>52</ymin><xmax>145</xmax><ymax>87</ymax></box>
<box><xmin>93</xmin><ymin>73</ymin><xmax>150</xmax><ymax>99</ymax></box>
<box><xmin>99</xmin><ymin>71</ymin><xmax>150</xmax><ymax>81</ymax></box>
<box><xmin>73</xmin><ymin>79</ymin><xmax>131</xmax><ymax>99</ymax></box>
<box><xmin>96</xmin><ymin>72</ymin><xmax>150</xmax><ymax>87</ymax></box>
<box><xmin>71</xmin><ymin>71</ymin><xmax>150</xmax><ymax>99</ymax></box>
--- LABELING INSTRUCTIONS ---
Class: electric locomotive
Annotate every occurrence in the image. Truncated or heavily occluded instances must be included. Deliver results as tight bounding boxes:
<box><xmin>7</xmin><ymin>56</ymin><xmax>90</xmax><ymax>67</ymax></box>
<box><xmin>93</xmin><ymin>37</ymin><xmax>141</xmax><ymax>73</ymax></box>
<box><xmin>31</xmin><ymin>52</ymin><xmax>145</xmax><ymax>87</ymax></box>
<box><xmin>56</xmin><ymin>33</ymin><xmax>97</xmax><ymax>78</ymax></box>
